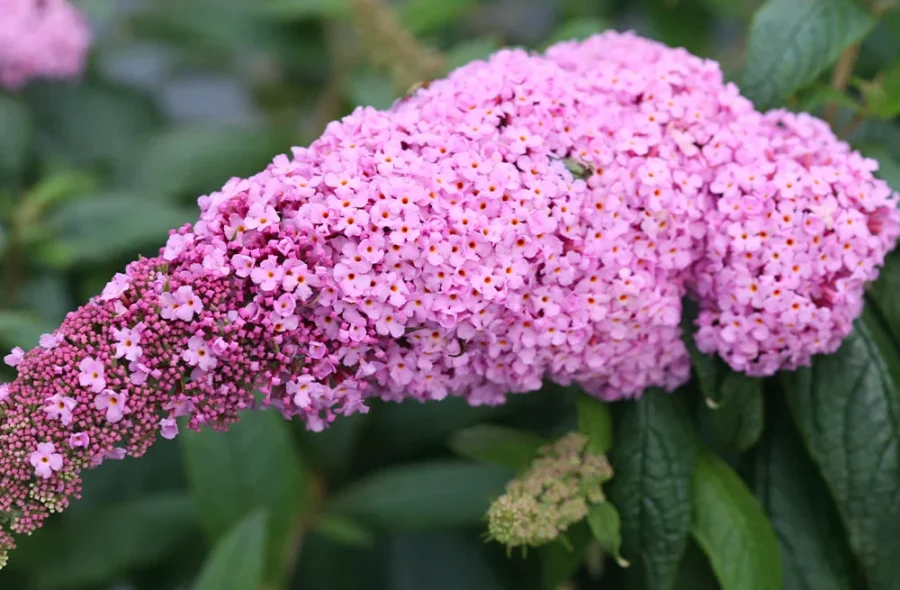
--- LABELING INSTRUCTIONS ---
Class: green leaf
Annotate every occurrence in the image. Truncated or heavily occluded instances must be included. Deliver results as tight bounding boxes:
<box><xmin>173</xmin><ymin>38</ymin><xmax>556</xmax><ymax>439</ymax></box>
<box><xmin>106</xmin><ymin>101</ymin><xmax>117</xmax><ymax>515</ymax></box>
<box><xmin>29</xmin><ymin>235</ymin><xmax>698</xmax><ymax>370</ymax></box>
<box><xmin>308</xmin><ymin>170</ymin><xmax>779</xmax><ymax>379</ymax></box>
<box><xmin>257</xmin><ymin>0</ymin><xmax>347</xmax><ymax>19</ymax></box>
<box><xmin>314</xmin><ymin>512</ymin><xmax>375</xmax><ymax>547</ymax></box>
<box><xmin>194</xmin><ymin>510</ymin><xmax>268</xmax><ymax>590</ymax></box>
<box><xmin>25</xmin><ymin>81</ymin><xmax>160</xmax><ymax>170</ymax></box>
<box><xmin>755</xmin><ymin>400</ymin><xmax>854</xmax><ymax>590</ymax></box>
<box><xmin>36</xmin><ymin>192</ymin><xmax>194</xmax><ymax>267</ymax></box>
<box><xmin>740</xmin><ymin>0</ymin><xmax>875</xmax><ymax>109</ymax></box>
<box><xmin>382</xmin><ymin>532</ymin><xmax>505</xmax><ymax>590</ymax></box>
<box><xmin>689</xmin><ymin>345</ymin><xmax>765</xmax><ymax>451</ymax></box>
<box><xmin>586</xmin><ymin>502</ymin><xmax>628</xmax><ymax>567</ymax></box>
<box><xmin>10</xmin><ymin>494</ymin><xmax>197</xmax><ymax>590</ymax></box>
<box><xmin>540</xmin><ymin>522</ymin><xmax>592</xmax><ymax>590</ymax></box>
<box><xmin>131</xmin><ymin>126</ymin><xmax>284</xmax><ymax>199</ymax></box>
<box><xmin>399</xmin><ymin>0</ymin><xmax>476</xmax><ymax>35</ymax></box>
<box><xmin>328</xmin><ymin>461</ymin><xmax>513</xmax><ymax>531</ymax></box>
<box><xmin>447</xmin><ymin>424</ymin><xmax>545</xmax><ymax>469</ymax></box>
<box><xmin>543</xmin><ymin>17</ymin><xmax>610</xmax><ymax>46</ymax></box>
<box><xmin>692</xmin><ymin>449</ymin><xmax>783</xmax><ymax>590</ymax></box>
<box><xmin>0</xmin><ymin>94</ymin><xmax>32</xmax><ymax>183</ymax></box>
<box><xmin>182</xmin><ymin>409</ymin><xmax>308</xmax><ymax>586</ymax></box>
<box><xmin>673</xmin><ymin>539</ymin><xmax>721</xmax><ymax>590</ymax></box>
<box><xmin>577</xmin><ymin>395</ymin><xmax>613</xmax><ymax>454</ymax></box>
<box><xmin>783</xmin><ymin>311</ymin><xmax>900</xmax><ymax>590</ymax></box>
<box><xmin>859</xmin><ymin>58</ymin><xmax>900</xmax><ymax>119</ymax></box>
<box><xmin>608</xmin><ymin>389</ymin><xmax>696</xmax><ymax>590</ymax></box>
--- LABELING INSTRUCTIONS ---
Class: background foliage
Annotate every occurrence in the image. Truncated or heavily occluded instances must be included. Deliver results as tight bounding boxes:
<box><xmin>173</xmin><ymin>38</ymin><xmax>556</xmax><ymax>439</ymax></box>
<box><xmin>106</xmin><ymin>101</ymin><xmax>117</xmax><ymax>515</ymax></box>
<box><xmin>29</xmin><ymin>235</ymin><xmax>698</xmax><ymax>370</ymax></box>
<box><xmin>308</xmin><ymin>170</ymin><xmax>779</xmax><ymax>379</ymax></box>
<box><xmin>1</xmin><ymin>0</ymin><xmax>899</xmax><ymax>588</ymax></box>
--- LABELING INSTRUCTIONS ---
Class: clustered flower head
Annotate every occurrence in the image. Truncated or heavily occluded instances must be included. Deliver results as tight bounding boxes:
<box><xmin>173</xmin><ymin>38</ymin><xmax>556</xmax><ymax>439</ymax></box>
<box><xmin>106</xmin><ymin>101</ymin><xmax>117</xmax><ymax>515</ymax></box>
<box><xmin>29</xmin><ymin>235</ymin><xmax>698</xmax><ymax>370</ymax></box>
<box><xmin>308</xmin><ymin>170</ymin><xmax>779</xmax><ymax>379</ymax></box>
<box><xmin>0</xmin><ymin>0</ymin><xmax>91</xmax><ymax>89</ymax></box>
<box><xmin>0</xmin><ymin>31</ymin><xmax>897</xmax><ymax>564</ymax></box>
<box><xmin>486</xmin><ymin>432</ymin><xmax>612</xmax><ymax>549</ymax></box>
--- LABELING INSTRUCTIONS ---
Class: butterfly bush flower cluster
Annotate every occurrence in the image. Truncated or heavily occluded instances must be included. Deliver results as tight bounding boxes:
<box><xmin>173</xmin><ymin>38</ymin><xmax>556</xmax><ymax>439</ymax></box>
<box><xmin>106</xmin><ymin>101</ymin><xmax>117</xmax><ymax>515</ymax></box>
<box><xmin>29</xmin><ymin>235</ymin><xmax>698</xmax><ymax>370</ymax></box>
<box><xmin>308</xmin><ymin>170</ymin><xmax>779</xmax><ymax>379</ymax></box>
<box><xmin>0</xmin><ymin>0</ymin><xmax>91</xmax><ymax>89</ymax></box>
<box><xmin>486</xmin><ymin>432</ymin><xmax>612</xmax><ymax>549</ymax></box>
<box><xmin>0</xmin><ymin>31</ymin><xmax>897</xmax><ymax>563</ymax></box>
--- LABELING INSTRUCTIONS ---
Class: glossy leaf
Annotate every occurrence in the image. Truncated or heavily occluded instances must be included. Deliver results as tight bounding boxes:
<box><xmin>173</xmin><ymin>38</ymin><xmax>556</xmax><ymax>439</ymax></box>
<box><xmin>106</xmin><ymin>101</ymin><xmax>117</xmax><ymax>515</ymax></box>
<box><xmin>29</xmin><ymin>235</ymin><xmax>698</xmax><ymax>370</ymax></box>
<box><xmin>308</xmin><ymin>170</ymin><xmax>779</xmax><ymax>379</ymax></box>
<box><xmin>783</xmin><ymin>311</ymin><xmax>900</xmax><ymax>590</ymax></box>
<box><xmin>193</xmin><ymin>510</ymin><xmax>268</xmax><ymax>590</ymax></box>
<box><xmin>692</xmin><ymin>449</ymin><xmax>783</xmax><ymax>590</ymax></box>
<box><xmin>741</xmin><ymin>0</ymin><xmax>874</xmax><ymax>109</ymax></box>
<box><xmin>608</xmin><ymin>389</ymin><xmax>696</xmax><ymax>590</ymax></box>
<box><xmin>448</xmin><ymin>424</ymin><xmax>545</xmax><ymax>469</ymax></box>
<box><xmin>328</xmin><ymin>461</ymin><xmax>512</xmax><ymax>531</ymax></box>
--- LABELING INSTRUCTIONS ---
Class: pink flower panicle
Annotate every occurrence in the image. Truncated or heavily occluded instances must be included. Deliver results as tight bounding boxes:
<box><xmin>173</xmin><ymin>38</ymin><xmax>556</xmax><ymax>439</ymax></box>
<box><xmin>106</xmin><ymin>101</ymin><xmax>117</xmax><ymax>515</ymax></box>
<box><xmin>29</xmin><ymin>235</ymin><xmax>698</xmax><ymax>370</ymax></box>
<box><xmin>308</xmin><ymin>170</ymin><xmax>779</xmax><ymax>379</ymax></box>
<box><xmin>0</xmin><ymin>32</ymin><xmax>897</xmax><ymax>564</ymax></box>
<box><xmin>0</xmin><ymin>0</ymin><xmax>91</xmax><ymax>89</ymax></box>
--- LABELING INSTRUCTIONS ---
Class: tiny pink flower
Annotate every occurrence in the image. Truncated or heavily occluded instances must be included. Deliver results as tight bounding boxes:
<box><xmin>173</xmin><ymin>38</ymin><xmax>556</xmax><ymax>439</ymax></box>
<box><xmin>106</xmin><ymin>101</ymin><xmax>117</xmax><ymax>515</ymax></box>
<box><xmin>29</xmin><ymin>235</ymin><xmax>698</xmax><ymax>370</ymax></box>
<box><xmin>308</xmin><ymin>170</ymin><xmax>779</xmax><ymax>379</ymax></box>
<box><xmin>94</xmin><ymin>389</ymin><xmax>128</xmax><ymax>423</ymax></box>
<box><xmin>43</xmin><ymin>393</ymin><xmax>77</xmax><ymax>425</ymax></box>
<box><xmin>113</xmin><ymin>325</ymin><xmax>143</xmax><ymax>362</ymax></box>
<box><xmin>159</xmin><ymin>418</ymin><xmax>179</xmax><ymax>440</ymax></box>
<box><xmin>78</xmin><ymin>357</ymin><xmax>106</xmax><ymax>392</ymax></box>
<box><xmin>69</xmin><ymin>432</ymin><xmax>90</xmax><ymax>448</ymax></box>
<box><xmin>4</xmin><ymin>347</ymin><xmax>24</xmax><ymax>367</ymax></box>
<box><xmin>39</xmin><ymin>333</ymin><xmax>61</xmax><ymax>349</ymax></box>
<box><xmin>101</xmin><ymin>273</ymin><xmax>131</xmax><ymax>301</ymax></box>
<box><xmin>30</xmin><ymin>443</ymin><xmax>63</xmax><ymax>479</ymax></box>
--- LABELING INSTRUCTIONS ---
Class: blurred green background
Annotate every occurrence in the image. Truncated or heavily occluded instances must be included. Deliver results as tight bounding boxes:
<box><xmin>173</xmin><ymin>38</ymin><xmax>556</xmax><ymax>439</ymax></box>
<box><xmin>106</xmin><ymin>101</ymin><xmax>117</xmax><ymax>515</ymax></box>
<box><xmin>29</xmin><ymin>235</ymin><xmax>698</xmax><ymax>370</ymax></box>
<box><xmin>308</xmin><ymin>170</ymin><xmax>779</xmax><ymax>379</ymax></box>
<box><xmin>0</xmin><ymin>0</ymin><xmax>899</xmax><ymax>589</ymax></box>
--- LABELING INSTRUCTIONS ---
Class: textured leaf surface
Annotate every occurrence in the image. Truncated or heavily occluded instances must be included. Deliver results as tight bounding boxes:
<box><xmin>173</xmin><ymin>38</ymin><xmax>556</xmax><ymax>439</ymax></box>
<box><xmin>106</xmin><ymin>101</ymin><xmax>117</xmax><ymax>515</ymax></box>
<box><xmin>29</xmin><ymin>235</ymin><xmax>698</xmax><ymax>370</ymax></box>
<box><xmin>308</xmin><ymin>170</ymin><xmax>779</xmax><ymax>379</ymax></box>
<box><xmin>692</xmin><ymin>449</ymin><xmax>783</xmax><ymax>590</ymax></box>
<box><xmin>783</xmin><ymin>311</ymin><xmax>900</xmax><ymax>590</ymax></box>
<box><xmin>608</xmin><ymin>390</ymin><xmax>696</xmax><ymax>590</ymax></box>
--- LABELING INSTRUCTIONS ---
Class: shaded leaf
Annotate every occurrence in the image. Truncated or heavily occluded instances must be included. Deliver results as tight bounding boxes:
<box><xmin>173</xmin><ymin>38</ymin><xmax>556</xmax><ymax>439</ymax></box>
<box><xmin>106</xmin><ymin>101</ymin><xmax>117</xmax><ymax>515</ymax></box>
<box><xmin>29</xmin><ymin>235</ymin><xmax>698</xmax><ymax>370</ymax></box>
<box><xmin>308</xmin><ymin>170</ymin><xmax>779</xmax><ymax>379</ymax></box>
<box><xmin>194</xmin><ymin>510</ymin><xmax>267</xmax><ymax>590</ymax></box>
<box><xmin>132</xmin><ymin>125</ymin><xmax>285</xmax><ymax>199</ymax></box>
<box><xmin>329</xmin><ymin>461</ymin><xmax>513</xmax><ymax>531</ymax></box>
<box><xmin>740</xmin><ymin>0</ymin><xmax>874</xmax><ymax>109</ymax></box>
<box><xmin>608</xmin><ymin>389</ymin><xmax>696</xmax><ymax>590</ymax></box>
<box><xmin>36</xmin><ymin>192</ymin><xmax>194</xmax><ymax>267</ymax></box>
<box><xmin>0</xmin><ymin>310</ymin><xmax>55</xmax><ymax>350</ymax></box>
<box><xmin>543</xmin><ymin>17</ymin><xmax>610</xmax><ymax>46</ymax></box>
<box><xmin>0</xmin><ymin>94</ymin><xmax>32</xmax><ymax>183</ymax></box>
<box><xmin>314</xmin><ymin>512</ymin><xmax>375</xmax><ymax>547</ymax></box>
<box><xmin>755</xmin><ymin>400</ymin><xmax>854</xmax><ymax>590</ymax></box>
<box><xmin>692</xmin><ymin>449</ymin><xmax>782</xmax><ymax>590</ymax></box>
<box><xmin>540</xmin><ymin>521</ymin><xmax>592</xmax><ymax>590</ymax></box>
<box><xmin>400</xmin><ymin>0</ymin><xmax>477</xmax><ymax>35</ymax></box>
<box><xmin>445</xmin><ymin>38</ymin><xmax>503</xmax><ymax>71</ymax></box>
<box><xmin>182</xmin><ymin>409</ymin><xmax>308</xmax><ymax>585</ymax></box>
<box><xmin>448</xmin><ymin>424</ymin><xmax>545</xmax><ymax>469</ymax></box>
<box><xmin>382</xmin><ymin>532</ymin><xmax>504</xmax><ymax>590</ymax></box>
<box><xmin>11</xmin><ymin>494</ymin><xmax>197</xmax><ymax>590</ymax></box>
<box><xmin>783</xmin><ymin>311</ymin><xmax>900</xmax><ymax>590</ymax></box>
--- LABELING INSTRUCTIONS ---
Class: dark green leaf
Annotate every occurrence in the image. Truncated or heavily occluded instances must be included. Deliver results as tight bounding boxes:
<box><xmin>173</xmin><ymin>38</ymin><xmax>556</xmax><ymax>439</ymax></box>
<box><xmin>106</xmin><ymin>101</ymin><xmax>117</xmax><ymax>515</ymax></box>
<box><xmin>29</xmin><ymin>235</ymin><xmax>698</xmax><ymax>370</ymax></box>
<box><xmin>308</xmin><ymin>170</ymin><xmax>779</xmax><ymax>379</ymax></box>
<box><xmin>689</xmin><ymin>344</ymin><xmax>765</xmax><ymax>451</ymax></box>
<box><xmin>692</xmin><ymin>449</ymin><xmax>783</xmax><ymax>590</ymax></box>
<box><xmin>36</xmin><ymin>192</ymin><xmax>194</xmax><ymax>267</ymax></box>
<box><xmin>258</xmin><ymin>0</ymin><xmax>347</xmax><ymax>19</ymax></box>
<box><xmin>182</xmin><ymin>409</ymin><xmax>308</xmax><ymax>586</ymax></box>
<box><xmin>540</xmin><ymin>522</ymin><xmax>592</xmax><ymax>590</ymax></box>
<box><xmin>329</xmin><ymin>461</ymin><xmax>513</xmax><ymax>531</ymax></box>
<box><xmin>755</xmin><ymin>400</ymin><xmax>854</xmax><ymax>590</ymax></box>
<box><xmin>131</xmin><ymin>126</ymin><xmax>284</xmax><ymax>199</ymax></box>
<box><xmin>382</xmin><ymin>532</ymin><xmax>504</xmax><ymax>590</ymax></box>
<box><xmin>740</xmin><ymin>0</ymin><xmax>875</xmax><ymax>109</ymax></box>
<box><xmin>0</xmin><ymin>95</ymin><xmax>32</xmax><ymax>183</ymax></box>
<box><xmin>448</xmin><ymin>424</ymin><xmax>545</xmax><ymax>469</ymax></box>
<box><xmin>25</xmin><ymin>81</ymin><xmax>160</xmax><ymax>170</ymax></box>
<box><xmin>586</xmin><ymin>502</ymin><xmax>628</xmax><ymax>567</ymax></box>
<box><xmin>576</xmin><ymin>395</ymin><xmax>613</xmax><ymax>454</ymax></box>
<box><xmin>11</xmin><ymin>494</ymin><xmax>197</xmax><ymax>590</ymax></box>
<box><xmin>673</xmin><ymin>539</ymin><xmax>721</xmax><ymax>590</ymax></box>
<box><xmin>859</xmin><ymin>58</ymin><xmax>900</xmax><ymax>119</ymax></box>
<box><xmin>608</xmin><ymin>389</ymin><xmax>696</xmax><ymax>590</ymax></box>
<box><xmin>193</xmin><ymin>510</ymin><xmax>267</xmax><ymax>590</ymax></box>
<box><xmin>783</xmin><ymin>311</ymin><xmax>900</xmax><ymax>590</ymax></box>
